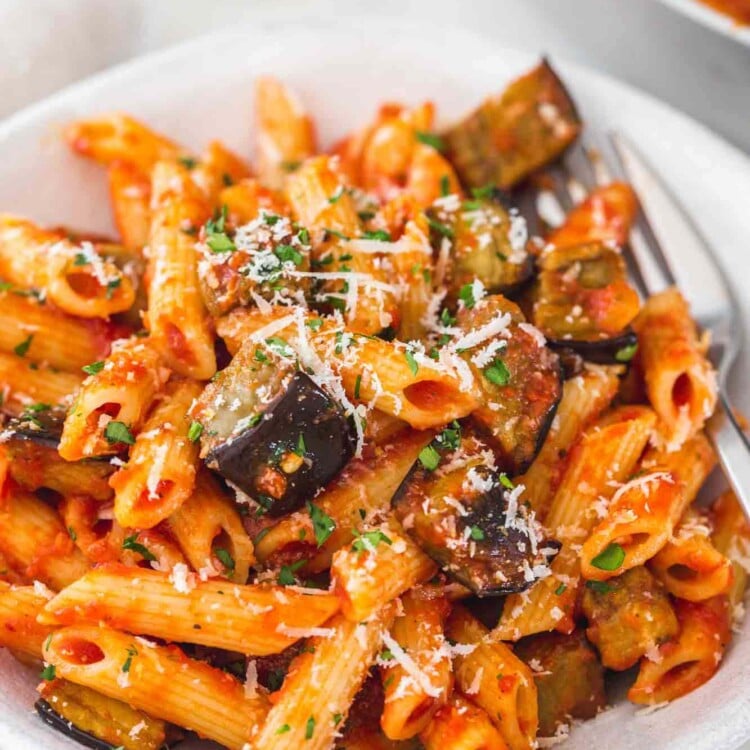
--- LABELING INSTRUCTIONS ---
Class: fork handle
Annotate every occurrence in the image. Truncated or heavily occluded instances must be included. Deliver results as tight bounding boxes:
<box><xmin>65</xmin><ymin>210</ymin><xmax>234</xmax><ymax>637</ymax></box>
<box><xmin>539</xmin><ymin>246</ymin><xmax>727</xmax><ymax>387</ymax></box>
<box><xmin>708</xmin><ymin>393</ymin><xmax>750</xmax><ymax>516</ymax></box>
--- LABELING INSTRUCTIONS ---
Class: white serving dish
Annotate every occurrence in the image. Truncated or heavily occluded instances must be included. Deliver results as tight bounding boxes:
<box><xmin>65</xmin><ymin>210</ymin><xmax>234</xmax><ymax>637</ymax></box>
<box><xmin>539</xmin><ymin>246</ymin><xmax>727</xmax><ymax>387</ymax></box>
<box><xmin>0</xmin><ymin>17</ymin><xmax>749</xmax><ymax>750</ymax></box>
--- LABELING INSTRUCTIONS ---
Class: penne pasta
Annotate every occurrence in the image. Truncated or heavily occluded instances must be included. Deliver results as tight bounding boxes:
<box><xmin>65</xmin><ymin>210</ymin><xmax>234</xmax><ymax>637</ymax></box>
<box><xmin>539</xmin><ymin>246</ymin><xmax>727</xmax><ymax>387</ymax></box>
<box><xmin>711</xmin><ymin>490</ymin><xmax>750</xmax><ymax>611</ymax></box>
<box><xmin>0</xmin><ymin>581</ymin><xmax>55</xmax><ymax>658</ymax></box>
<box><xmin>0</xmin><ymin>351</ymin><xmax>82</xmax><ymax>413</ymax></box>
<box><xmin>420</xmin><ymin>694</ymin><xmax>509</xmax><ymax>750</ymax></box>
<box><xmin>108</xmin><ymin>161</ymin><xmax>152</xmax><ymax>251</ymax></box>
<box><xmin>40</xmin><ymin>564</ymin><xmax>340</xmax><ymax>655</ymax></box>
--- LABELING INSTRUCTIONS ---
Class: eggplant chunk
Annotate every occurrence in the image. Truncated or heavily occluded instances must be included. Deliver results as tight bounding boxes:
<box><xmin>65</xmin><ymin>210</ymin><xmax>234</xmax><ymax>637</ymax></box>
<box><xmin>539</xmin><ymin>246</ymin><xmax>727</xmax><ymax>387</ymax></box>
<box><xmin>581</xmin><ymin>566</ymin><xmax>679</xmax><ymax>671</ymax></box>
<box><xmin>547</xmin><ymin>330</ymin><xmax>638</xmax><ymax>366</ymax></box>
<box><xmin>3</xmin><ymin>410</ymin><xmax>114</xmax><ymax>500</ymax></box>
<box><xmin>428</xmin><ymin>195</ymin><xmax>534</xmax><ymax>297</ymax></box>
<box><xmin>532</xmin><ymin>242</ymin><xmax>641</xmax><ymax>362</ymax></box>
<box><xmin>197</xmin><ymin>209</ymin><xmax>311</xmax><ymax>317</ymax></box>
<box><xmin>456</xmin><ymin>294</ymin><xmax>562</xmax><ymax>474</ymax></box>
<box><xmin>391</xmin><ymin>429</ymin><xmax>559</xmax><ymax>596</ymax></box>
<box><xmin>515</xmin><ymin>630</ymin><xmax>606</xmax><ymax>738</ymax></box>
<box><xmin>37</xmin><ymin>680</ymin><xmax>167</xmax><ymax>750</ymax></box>
<box><xmin>442</xmin><ymin>59</ymin><xmax>581</xmax><ymax>190</ymax></box>
<box><xmin>207</xmin><ymin>371</ymin><xmax>356</xmax><ymax>517</ymax></box>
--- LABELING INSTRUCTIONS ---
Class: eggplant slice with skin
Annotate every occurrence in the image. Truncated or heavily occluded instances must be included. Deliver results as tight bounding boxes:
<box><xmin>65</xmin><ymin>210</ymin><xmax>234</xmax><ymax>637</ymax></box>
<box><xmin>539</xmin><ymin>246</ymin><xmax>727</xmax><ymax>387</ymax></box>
<box><xmin>36</xmin><ymin>701</ymin><xmax>119</xmax><ymax>750</ymax></box>
<box><xmin>392</xmin><ymin>429</ymin><xmax>559</xmax><ymax>596</ymax></box>
<box><xmin>205</xmin><ymin>371</ymin><xmax>356</xmax><ymax>517</ymax></box>
<box><xmin>531</xmin><ymin>241</ymin><xmax>641</xmax><ymax>364</ymax></box>
<box><xmin>455</xmin><ymin>294</ymin><xmax>562</xmax><ymax>474</ymax></box>
<box><xmin>442</xmin><ymin>58</ymin><xmax>582</xmax><ymax>191</ymax></box>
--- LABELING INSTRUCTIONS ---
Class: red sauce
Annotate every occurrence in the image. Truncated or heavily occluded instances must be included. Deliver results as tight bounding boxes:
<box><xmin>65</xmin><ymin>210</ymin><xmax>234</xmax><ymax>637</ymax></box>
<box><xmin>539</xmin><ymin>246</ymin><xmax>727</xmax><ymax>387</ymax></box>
<box><xmin>698</xmin><ymin>0</ymin><xmax>750</xmax><ymax>24</ymax></box>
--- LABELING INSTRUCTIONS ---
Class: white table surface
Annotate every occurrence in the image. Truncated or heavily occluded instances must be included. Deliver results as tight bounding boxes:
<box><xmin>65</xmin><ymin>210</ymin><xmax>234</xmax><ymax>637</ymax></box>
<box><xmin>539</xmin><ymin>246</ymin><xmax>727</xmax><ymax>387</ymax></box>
<box><xmin>0</xmin><ymin>0</ymin><xmax>748</xmax><ymax>153</ymax></box>
<box><xmin>0</xmin><ymin>1</ymin><xmax>748</xmax><ymax>748</ymax></box>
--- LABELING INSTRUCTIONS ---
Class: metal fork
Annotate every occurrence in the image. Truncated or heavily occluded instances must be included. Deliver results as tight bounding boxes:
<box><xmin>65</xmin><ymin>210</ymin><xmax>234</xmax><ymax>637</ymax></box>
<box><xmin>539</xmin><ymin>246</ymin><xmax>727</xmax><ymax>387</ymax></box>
<box><xmin>533</xmin><ymin>135</ymin><xmax>750</xmax><ymax>514</ymax></box>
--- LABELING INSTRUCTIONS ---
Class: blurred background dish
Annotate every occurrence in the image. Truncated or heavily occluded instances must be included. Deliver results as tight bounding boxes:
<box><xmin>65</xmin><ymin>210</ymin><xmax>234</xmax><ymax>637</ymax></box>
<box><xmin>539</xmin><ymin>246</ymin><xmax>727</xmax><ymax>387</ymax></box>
<box><xmin>657</xmin><ymin>0</ymin><xmax>750</xmax><ymax>43</ymax></box>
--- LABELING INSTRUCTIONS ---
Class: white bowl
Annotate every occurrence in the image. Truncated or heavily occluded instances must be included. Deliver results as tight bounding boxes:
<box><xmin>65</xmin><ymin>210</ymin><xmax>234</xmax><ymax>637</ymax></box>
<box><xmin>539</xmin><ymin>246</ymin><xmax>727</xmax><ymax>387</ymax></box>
<box><xmin>1</xmin><ymin>17</ymin><xmax>749</xmax><ymax>750</ymax></box>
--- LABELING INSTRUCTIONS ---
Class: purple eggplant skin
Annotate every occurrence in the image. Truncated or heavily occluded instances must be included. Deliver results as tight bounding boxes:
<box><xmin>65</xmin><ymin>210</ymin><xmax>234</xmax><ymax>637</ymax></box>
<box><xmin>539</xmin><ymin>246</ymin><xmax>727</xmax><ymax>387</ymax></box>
<box><xmin>547</xmin><ymin>329</ymin><xmax>638</xmax><ymax>366</ymax></box>
<box><xmin>3</xmin><ymin>408</ymin><xmax>67</xmax><ymax>449</ymax></box>
<box><xmin>207</xmin><ymin>372</ymin><xmax>356</xmax><ymax>517</ymax></box>
<box><xmin>35</xmin><ymin>700</ymin><xmax>116</xmax><ymax>750</ymax></box>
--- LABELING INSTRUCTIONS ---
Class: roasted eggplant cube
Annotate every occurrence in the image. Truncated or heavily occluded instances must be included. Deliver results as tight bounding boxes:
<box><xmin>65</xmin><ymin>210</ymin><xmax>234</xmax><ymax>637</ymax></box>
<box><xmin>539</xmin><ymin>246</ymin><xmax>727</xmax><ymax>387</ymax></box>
<box><xmin>457</xmin><ymin>295</ymin><xmax>562</xmax><ymax>474</ymax></box>
<box><xmin>37</xmin><ymin>679</ymin><xmax>167</xmax><ymax>750</ymax></box>
<box><xmin>532</xmin><ymin>242</ymin><xmax>641</xmax><ymax>360</ymax></box>
<box><xmin>547</xmin><ymin>329</ymin><xmax>639</xmax><ymax>366</ymax></box>
<box><xmin>581</xmin><ymin>566</ymin><xmax>679</xmax><ymax>671</ymax></box>
<box><xmin>4</xmin><ymin>410</ymin><xmax>114</xmax><ymax>500</ymax></box>
<box><xmin>443</xmin><ymin>59</ymin><xmax>581</xmax><ymax>190</ymax></box>
<box><xmin>207</xmin><ymin>372</ymin><xmax>356</xmax><ymax>517</ymax></box>
<box><xmin>392</xmin><ymin>442</ymin><xmax>558</xmax><ymax>596</ymax></box>
<box><xmin>515</xmin><ymin>630</ymin><xmax>606</xmax><ymax>737</ymax></box>
<box><xmin>443</xmin><ymin>198</ymin><xmax>534</xmax><ymax>297</ymax></box>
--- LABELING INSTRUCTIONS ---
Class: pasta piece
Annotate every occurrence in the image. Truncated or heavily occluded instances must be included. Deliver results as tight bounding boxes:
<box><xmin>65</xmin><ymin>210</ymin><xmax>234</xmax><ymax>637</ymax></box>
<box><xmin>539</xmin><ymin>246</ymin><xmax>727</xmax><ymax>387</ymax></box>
<box><xmin>108</xmin><ymin>161</ymin><xmax>151</xmax><ymax>251</ymax></box>
<box><xmin>254</xmin><ymin>429</ymin><xmax>432</xmax><ymax>571</ymax></box>
<box><xmin>420</xmin><ymin>694</ymin><xmax>509</xmax><ymax>750</ymax></box>
<box><xmin>0</xmin><ymin>352</ymin><xmax>82</xmax><ymax>414</ymax></box>
<box><xmin>0</xmin><ymin>288</ymin><xmax>119</xmax><ymax>372</ymax></box>
<box><xmin>168</xmin><ymin>469</ymin><xmax>255</xmax><ymax>583</ymax></box>
<box><xmin>59</xmin><ymin>336</ymin><xmax>168</xmax><ymax>461</ymax></box>
<box><xmin>711</xmin><ymin>490</ymin><xmax>750</xmax><ymax>611</ymax></box>
<box><xmin>628</xmin><ymin>596</ymin><xmax>731</xmax><ymax>704</ymax></box>
<box><xmin>110</xmin><ymin>377</ymin><xmax>202</xmax><ymax>529</ymax></box>
<box><xmin>216</xmin><ymin>306</ymin><xmax>479</xmax><ymax>430</ymax></box>
<box><xmin>633</xmin><ymin>287</ymin><xmax>717</xmax><ymax>451</ymax></box>
<box><xmin>191</xmin><ymin>140</ymin><xmax>252</xmax><ymax>203</ymax></box>
<box><xmin>0</xmin><ymin>489</ymin><xmax>90</xmax><ymax>590</ymax></box>
<box><xmin>219</xmin><ymin>178</ymin><xmax>288</xmax><ymax>225</ymax></box>
<box><xmin>334</xmin><ymin>728</ymin><xmax>406</xmax><ymax>750</ymax></box>
<box><xmin>448</xmin><ymin>606</ymin><xmax>537</xmax><ymax>750</ymax></box>
<box><xmin>40</xmin><ymin>564</ymin><xmax>340</xmax><ymax>655</ymax></box>
<box><xmin>495</xmin><ymin>405</ymin><xmax>656</xmax><ymax>640</ymax></box>
<box><xmin>147</xmin><ymin>160</ymin><xmax>216</xmax><ymax>379</ymax></box>
<box><xmin>380</xmin><ymin>590</ymin><xmax>452</xmax><ymax>740</ymax></box>
<box><xmin>0</xmin><ymin>581</ymin><xmax>54</xmax><ymax>658</ymax></box>
<box><xmin>649</xmin><ymin>512</ymin><xmax>733</xmax><ymax>602</ymax></box>
<box><xmin>252</xmin><ymin>604</ymin><xmax>396</xmax><ymax>749</ymax></box>
<box><xmin>331</xmin><ymin>517</ymin><xmax>437</xmax><ymax>621</ymax></box>
<box><xmin>65</xmin><ymin>113</ymin><xmax>181</xmax><ymax>172</ymax></box>
<box><xmin>0</xmin><ymin>215</ymin><xmax>135</xmax><ymax>317</ymax></box>
<box><xmin>404</xmin><ymin>142</ymin><xmax>462</xmax><ymax>208</ymax></box>
<box><xmin>255</xmin><ymin>76</ymin><xmax>316</xmax><ymax>188</ymax></box>
<box><xmin>43</xmin><ymin>624</ymin><xmax>268</xmax><ymax>750</ymax></box>
<box><xmin>518</xmin><ymin>365</ymin><xmax>620</xmax><ymax>519</ymax></box>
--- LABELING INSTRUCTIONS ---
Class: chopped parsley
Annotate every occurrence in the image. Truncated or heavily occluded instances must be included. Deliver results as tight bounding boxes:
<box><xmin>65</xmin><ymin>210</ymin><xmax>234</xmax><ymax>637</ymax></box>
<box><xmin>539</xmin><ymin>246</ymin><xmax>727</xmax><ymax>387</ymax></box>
<box><xmin>305</xmin><ymin>716</ymin><xmax>316</xmax><ymax>740</ymax></box>
<box><xmin>122</xmin><ymin>534</ymin><xmax>156</xmax><ymax>562</ymax></box>
<box><xmin>415</xmin><ymin>131</ymin><xmax>446</xmax><ymax>152</ymax></box>
<box><xmin>591</xmin><ymin>543</ymin><xmax>625</xmax><ymax>571</ymax></box>
<box><xmin>484</xmin><ymin>359</ymin><xmax>510</xmax><ymax>386</ymax></box>
<box><xmin>306</xmin><ymin>318</ymin><xmax>323</xmax><ymax>332</ymax></box>
<box><xmin>121</xmin><ymin>646</ymin><xmax>137</xmax><ymax>673</ymax></box>
<box><xmin>178</xmin><ymin>156</ymin><xmax>198</xmax><ymax>169</ymax></box>
<box><xmin>187</xmin><ymin>421</ymin><xmax>203</xmax><ymax>443</ymax></box>
<box><xmin>586</xmin><ymin>580</ymin><xmax>615</xmax><ymax>594</ymax></box>
<box><xmin>354</xmin><ymin>373</ymin><xmax>362</xmax><ymax>400</ymax></box>
<box><xmin>275</xmin><ymin>244</ymin><xmax>304</xmax><ymax>266</ymax></box>
<box><xmin>362</xmin><ymin>229</ymin><xmax>391</xmax><ymax>241</ymax></box>
<box><xmin>328</xmin><ymin>186</ymin><xmax>344</xmax><ymax>204</ymax></box>
<box><xmin>426</xmin><ymin>215</ymin><xmax>454</xmax><ymax>238</ymax></box>
<box><xmin>499</xmin><ymin>473</ymin><xmax>514</xmax><ymax>490</ymax></box>
<box><xmin>205</xmin><ymin>205</ymin><xmax>236</xmax><ymax>253</ymax></box>
<box><xmin>323</xmin><ymin>228</ymin><xmax>350</xmax><ymax>241</ymax></box>
<box><xmin>13</xmin><ymin>334</ymin><xmax>33</xmax><ymax>357</ymax></box>
<box><xmin>265</xmin><ymin>336</ymin><xmax>294</xmax><ymax>358</ymax></box>
<box><xmin>352</xmin><ymin>530</ymin><xmax>392</xmax><ymax>554</ymax></box>
<box><xmin>418</xmin><ymin>444</ymin><xmax>441</xmax><ymax>471</ymax></box>
<box><xmin>82</xmin><ymin>360</ymin><xmax>105</xmax><ymax>376</ymax></box>
<box><xmin>471</xmin><ymin>185</ymin><xmax>496</xmax><ymax>200</ymax></box>
<box><xmin>440</xmin><ymin>174</ymin><xmax>451</xmax><ymax>197</ymax></box>
<box><xmin>214</xmin><ymin>547</ymin><xmax>235</xmax><ymax>575</ymax></box>
<box><xmin>105</xmin><ymin>277</ymin><xmax>121</xmax><ymax>300</ymax></box>
<box><xmin>307</xmin><ymin>502</ymin><xmax>336</xmax><ymax>547</ymax></box>
<box><xmin>73</xmin><ymin>252</ymin><xmax>89</xmax><ymax>266</ymax></box>
<box><xmin>404</xmin><ymin>350</ymin><xmax>419</xmax><ymax>376</ymax></box>
<box><xmin>276</xmin><ymin>724</ymin><xmax>291</xmax><ymax>735</ymax></box>
<box><xmin>67</xmin><ymin>526</ymin><xmax>77</xmax><ymax>542</ymax></box>
<box><xmin>104</xmin><ymin>420</ymin><xmax>135</xmax><ymax>445</ymax></box>
<box><xmin>615</xmin><ymin>342</ymin><xmax>639</xmax><ymax>363</ymax></box>
<box><xmin>434</xmin><ymin>421</ymin><xmax>461</xmax><ymax>452</ymax></box>
<box><xmin>332</xmin><ymin>712</ymin><xmax>343</xmax><ymax>726</ymax></box>
<box><xmin>469</xmin><ymin>525</ymin><xmax>485</xmax><ymax>541</ymax></box>
<box><xmin>458</xmin><ymin>283</ymin><xmax>478</xmax><ymax>309</ymax></box>
<box><xmin>554</xmin><ymin>583</ymin><xmax>567</xmax><ymax>596</ymax></box>
<box><xmin>278</xmin><ymin>559</ymin><xmax>306</xmax><ymax>585</ymax></box>
<box><xmin>40</xmin><ymin>664</ymin><xmax>56</xmax><ymax>681</ymax></box>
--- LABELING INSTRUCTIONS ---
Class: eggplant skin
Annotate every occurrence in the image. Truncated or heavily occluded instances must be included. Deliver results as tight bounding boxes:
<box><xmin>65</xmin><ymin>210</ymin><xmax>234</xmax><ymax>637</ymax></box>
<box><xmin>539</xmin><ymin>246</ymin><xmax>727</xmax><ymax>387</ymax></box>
<box><xmin>392</xmin><ymin>443</ymin><xmax>559</xmax><ymax>596</ymax></box>
<box><xmin>547</xmin><ymin>329</ymin><xmax>638</xmax><ymax>366</ymax></box>
<box><xmin>35</xmin><ymin>700</ymin><xmax>118</xmax><ymax>750</ymax></box>
<box><xmin>3</xmin><ymin>408</ymin><xmax>67</xmax><ymax>449</ymax></box>
<box><xmin>208</xmin><ymin>372</ymin><xmax>356</xmax><ymax>517</ymax></box>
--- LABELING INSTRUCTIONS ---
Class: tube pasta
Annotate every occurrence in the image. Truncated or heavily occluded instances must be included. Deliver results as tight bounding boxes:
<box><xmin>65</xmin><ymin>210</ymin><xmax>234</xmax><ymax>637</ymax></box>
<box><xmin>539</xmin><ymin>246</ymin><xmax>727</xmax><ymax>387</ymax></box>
<box><xmin>252</xmin><ymin>604</ymin><xmax>396</xmax><ymax>749</ymax></box>
<box><xmin>40</xmin><ymin>564</ymin><xmax>340</xmax><ymax>655</ymax></box>
<box><xmin>191</xmin><ymin>140</ymin><xmax>252</xmax><ymax>205</ymax></box>
<box><xmin>147</xmin><ymin>161</ymin><xmax>216</xmax><ymax>379</ymax></box>
<box><xmin>168</xmin><ymin>469</ymin><xmax>255</xmax><ymax>583</ymax></box>
<box><xmin>628</xmin><ymin>596</ymin><xmax>731</xmax><ymax>705</ymax></box>
<box><xmin>495</xmin><ymin>405</ymin><xmax>656</xmax><ymax>640</ymax></box>
<box><xmin>380</xmin><ymin>590</ymin><xmax>452</xmax><ymax>740</ymax></box>
<box><xmin>0</xmin><ymin>581</ymin><xmax>54</xmax><ymax>658</ymax></box>
<box><xmin>108</xmin><ymin>162</ymin><xmax>151</xmax><ymax>251</ymax></box>
<box><xmin>420</xmin><ymin>694</ymin><xmax>510</xmax><ymax>750</ymax></box>
<box><xmin>633</xmin><ymin>287</ymin><xmax>717</xmax><ymax>452</ymax></box>
<box><xmin>0</xmin><ymin>351</ymin><xmax>82</xmax><ymax>413</ymax></box>
<box><xmin>43</xmin><ymin>624</ymin><xmax>269</xmax><ymax>750</ymax></box>
<box><xmin>448</xmin><ymin>606</ymin><xmax>537</xmax><ymax>750</ymax></box>
<box><xmin>59</xmin><ymin>336</ymin><xmax>168</xmax><ymax>461</ymax></box>
<box><xmin>711</xmin><ymin>490</ymin><xmax>750</xmax><ymax>610</ymax></box>
<box><xmin>254</xmin><ymin>429</ymin><xmax>432</xmax><ymax>571</ymax></box>
<box><xmin>0</xmin><ymin>215</ymin><xmax>135</xmax><ymax>317</ymax></box>
<box><xmin>110</xmin><ymin>377</ymin><xmax>202</xmax><ymax>529</ymax></box>
<box><xmin>0</xmin><ymin>489</ymin><xmax>90</xmax><ymax>590</ymax></box>
<box><xmin>219</xmin><ymin>178</ymin><xmax>289</xmax><ymax>225</ymax></box>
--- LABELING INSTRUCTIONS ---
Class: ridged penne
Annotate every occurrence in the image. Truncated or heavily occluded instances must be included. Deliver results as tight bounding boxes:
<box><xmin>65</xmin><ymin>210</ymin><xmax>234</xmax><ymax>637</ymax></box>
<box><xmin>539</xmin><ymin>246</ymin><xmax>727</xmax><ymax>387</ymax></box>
<box><xmin>448</xmin><ymin>606</ymin><xmax>537</xmax><ymax>750</ymax></box>
<box><xmin>495</xmin><ymin>405</ymin><xmax>656</xmax><ymax>640</ymax></box>
<box><xmin>0</xmin><ymin>351</ymin><xmax>82</xmax><ymax>413</ymax></box>
<box><xmin>43</xmin><ymin>623</ymin><xmax>269</xmax><ymax>749</ymax></box>
<box><xmin>711</xmin><ymin>490</ymin><xmax>750</xmax><ymax>610</ymax></box>
<box><xmin>110</xmin><ymin>377</ymin><xmax>202</xmax><ymax>529</ymax></box>
<box><xmin>0</xmin><ymin>215</ymin><xmax>135</xmax><ymax>317</ymax></box>
<box><xmin>192</xmin><ymin>140</ymin><xmax>252</xmax><ymax>205</ymax></box>
<box><xmin>0</xmin><ymin>581</ymin><xmax>54</xmax><ymax>657</ymax></box>
<box><xmin>59</xmin><ymin>336</ymin><xmax>168</xmax><ymax>461</ymax></box>
<box><xmin>108</xmin><ymin>161</ymin><xmax>151</xmax><ymax>251</ymax></box>
<box><xmin>147</xmin><ymin>161</ymin><xmax>216</xmax><ymax>379</ymax></box>
<box><xmin>420</xmin><ymin>694</ymin><xmax>509</xmax><ymax>750</ymax></box>
<box><xmin>252</xmin><ymin>604</ymin><xmax>396</xmax><ymax>749</ymax></box>
<box><xmin>40</xmin><ymin>564</ymin><xmax>340</xmax><ymax>655</ymax></box>
<box><xmin>633</xmin><ymin>287</ymin><xmax>717</xmax><ymax>452</ymax></box>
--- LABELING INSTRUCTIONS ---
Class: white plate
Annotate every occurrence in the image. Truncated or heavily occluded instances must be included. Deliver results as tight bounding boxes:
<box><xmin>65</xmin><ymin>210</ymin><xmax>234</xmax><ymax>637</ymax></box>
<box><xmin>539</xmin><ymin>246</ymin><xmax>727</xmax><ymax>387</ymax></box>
<box><xmin>657</xmin><ymin>0</ymin><xmax>750</xmax><ymax>44</ymax></box>
<box><xmin>1</xmin><ymin>17</ymin><xmax>750</xmax><ymax>750</ymax></box>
